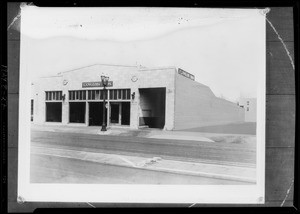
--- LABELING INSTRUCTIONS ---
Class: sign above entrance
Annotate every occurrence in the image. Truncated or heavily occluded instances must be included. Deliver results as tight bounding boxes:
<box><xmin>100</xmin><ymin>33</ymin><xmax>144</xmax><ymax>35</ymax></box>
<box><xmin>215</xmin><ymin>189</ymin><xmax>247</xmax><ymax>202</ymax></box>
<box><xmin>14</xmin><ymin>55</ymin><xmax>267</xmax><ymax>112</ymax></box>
<box><xmin>82</xmin><ymin>81</ymin><xmax>113</xmax><ymax>88</ymax></box>
<box><xmin>178</xmin><ymin>68</ymin><xmax>195</xmax><ymax>81</ymax></box>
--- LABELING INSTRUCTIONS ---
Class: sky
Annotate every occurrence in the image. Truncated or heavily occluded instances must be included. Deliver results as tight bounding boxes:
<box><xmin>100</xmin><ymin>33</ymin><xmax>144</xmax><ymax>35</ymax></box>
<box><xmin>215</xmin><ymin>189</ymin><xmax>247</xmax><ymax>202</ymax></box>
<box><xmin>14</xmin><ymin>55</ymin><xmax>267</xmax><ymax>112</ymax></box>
<box><xmin>21</xmin><ymin>6</ymin><xmax>266</xmax><ymax>102</ymax></box>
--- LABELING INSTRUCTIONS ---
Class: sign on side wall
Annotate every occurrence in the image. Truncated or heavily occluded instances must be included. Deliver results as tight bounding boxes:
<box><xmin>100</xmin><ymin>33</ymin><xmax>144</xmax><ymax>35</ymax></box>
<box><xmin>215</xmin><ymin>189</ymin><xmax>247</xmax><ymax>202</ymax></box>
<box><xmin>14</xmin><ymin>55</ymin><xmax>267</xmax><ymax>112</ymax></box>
<box><xmin>178</xmin><ymin>68</ymin><xmax>195</xmax><ymax>81</ymax></box>
<box><xmin>82</xmin><ymin>81</ymin><xmax>113</xmax><ymax>88</ymax></box>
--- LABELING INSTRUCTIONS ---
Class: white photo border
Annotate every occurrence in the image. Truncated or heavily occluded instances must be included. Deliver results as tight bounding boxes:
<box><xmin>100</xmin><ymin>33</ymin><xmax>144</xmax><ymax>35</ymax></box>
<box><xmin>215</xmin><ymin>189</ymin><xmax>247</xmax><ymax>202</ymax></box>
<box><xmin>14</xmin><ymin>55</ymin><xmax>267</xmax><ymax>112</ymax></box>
<box><xmin>17</xmin><ymin>7</ymin><xmax>266</xmax><ymax>204</ymax></box>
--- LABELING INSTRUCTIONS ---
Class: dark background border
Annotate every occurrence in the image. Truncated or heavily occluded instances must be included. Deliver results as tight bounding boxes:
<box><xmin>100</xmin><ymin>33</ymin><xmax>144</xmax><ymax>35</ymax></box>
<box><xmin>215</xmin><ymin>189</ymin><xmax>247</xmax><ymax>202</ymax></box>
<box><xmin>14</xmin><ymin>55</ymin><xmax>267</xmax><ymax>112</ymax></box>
<box><xmin>2</xmin><ymin>0</ymin><xmax>299</xmax><ymax>212</ymax></box>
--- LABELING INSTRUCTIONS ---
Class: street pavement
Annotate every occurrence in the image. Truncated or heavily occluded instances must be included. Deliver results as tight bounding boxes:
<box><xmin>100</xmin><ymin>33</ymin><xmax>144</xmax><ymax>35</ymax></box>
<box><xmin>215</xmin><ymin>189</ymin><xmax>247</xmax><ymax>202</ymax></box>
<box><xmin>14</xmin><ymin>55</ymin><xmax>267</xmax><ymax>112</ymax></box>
<box><xmin>30</xmin><ymin>124</ymin><xmax>256</xmax><ymax>184</ymax></box>
<box><xmin>31</xmin><ymin>154</ymin><xmax>250</xmax><ymax>185</ymax></box>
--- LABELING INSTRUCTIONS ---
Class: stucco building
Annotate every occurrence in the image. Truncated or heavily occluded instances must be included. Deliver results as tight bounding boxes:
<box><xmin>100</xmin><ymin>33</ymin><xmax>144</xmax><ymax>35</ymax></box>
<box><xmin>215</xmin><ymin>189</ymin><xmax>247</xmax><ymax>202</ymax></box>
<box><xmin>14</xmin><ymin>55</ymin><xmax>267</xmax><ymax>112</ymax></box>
<box><xmin>31</xmin><ymin>64</ymin><xmax>245</xmax><ymax>130</ymax></box>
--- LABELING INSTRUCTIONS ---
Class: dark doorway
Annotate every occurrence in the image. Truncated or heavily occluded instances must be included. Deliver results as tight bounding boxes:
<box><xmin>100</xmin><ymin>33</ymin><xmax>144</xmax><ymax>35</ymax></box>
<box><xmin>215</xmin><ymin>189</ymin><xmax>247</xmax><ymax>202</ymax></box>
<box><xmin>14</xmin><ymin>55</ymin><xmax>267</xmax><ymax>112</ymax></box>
<box><xmin>69</xmin><ymin>102</ymin><xmax>85</xmax><ymax>123</ymax></box>
<box><xmin>89</xmin><ymin>102</ymin><xmax>107</xmax><ymax>126</ymax></box>
<box><xmin>46</xmin><ymin>102</ymin><xmax>62</xmax><ymax>122</ymax></box>
<box><xmin>121</xmin><ymin>102</ymin><xmax>130</xmax><ymax>125</ymax></box>
<box><xmin>110</xmin><ymin>103</ymin><xmax>120</xmax><ymax>124</ymax></box>
<box><xmin>139</xmin><ymin>88</ymin><xmax>166</xmax><ymax>129</ymax></box>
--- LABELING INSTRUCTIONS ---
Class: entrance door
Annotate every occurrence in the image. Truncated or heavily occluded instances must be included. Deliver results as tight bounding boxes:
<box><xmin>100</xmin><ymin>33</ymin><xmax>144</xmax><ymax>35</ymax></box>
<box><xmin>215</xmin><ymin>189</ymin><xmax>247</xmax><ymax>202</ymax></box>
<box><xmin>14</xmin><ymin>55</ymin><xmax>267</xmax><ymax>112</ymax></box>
<box><xmin>121</xmin><ymin>102</ymin><xmax>130</xmax><ymax>125</ymax></box>
<box><xmin>110</xmin><ymin>103</ymin><xmax>120</xmax><ymax>124</ymax></box>
<box><xmin>89</xmin><ymin>102</ymin><xmax>107</xmax><ymax>126</ymax></box>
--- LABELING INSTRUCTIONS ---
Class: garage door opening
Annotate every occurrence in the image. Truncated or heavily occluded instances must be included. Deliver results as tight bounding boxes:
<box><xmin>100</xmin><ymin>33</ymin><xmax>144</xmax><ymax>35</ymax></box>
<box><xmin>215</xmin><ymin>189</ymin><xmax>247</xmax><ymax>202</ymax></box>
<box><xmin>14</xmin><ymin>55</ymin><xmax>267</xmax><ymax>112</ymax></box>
<box><xmin>69</xmin><ymin>102</ymin><xmax>86</xmax><ymax>123</ymax></box>
<box><xmin>139</xmin><ymin>88</ymin><xmax>166</xmax><ymax>129</ymax></box>
<box><xmin>46</xmin><ymin>102</ymin><xmax>62</xmax><ymax>122</ymax></box>
<box><xmin>89</xmin><ymin>102</ymin><xmax>107</xmax><ymax>126</ymax></box>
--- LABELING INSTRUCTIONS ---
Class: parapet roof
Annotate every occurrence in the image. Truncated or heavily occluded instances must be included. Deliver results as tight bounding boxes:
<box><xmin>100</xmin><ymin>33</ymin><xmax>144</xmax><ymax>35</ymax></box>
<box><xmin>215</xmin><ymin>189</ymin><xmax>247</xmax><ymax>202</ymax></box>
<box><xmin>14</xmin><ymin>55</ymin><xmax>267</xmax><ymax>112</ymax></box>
<box><xmin>56</xmin><ymin>63</ymin><xmax>178</xmax><ymax>75</ymax></box>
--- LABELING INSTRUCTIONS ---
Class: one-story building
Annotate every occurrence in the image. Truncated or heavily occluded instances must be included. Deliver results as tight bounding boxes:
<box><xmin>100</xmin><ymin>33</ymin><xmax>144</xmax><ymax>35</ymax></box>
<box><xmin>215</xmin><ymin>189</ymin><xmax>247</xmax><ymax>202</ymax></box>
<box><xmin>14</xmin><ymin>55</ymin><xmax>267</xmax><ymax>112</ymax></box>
<box><xmin>31</xmin><ymin>64</ymin><xmax>245</xmax><ymax>130</ymax></box>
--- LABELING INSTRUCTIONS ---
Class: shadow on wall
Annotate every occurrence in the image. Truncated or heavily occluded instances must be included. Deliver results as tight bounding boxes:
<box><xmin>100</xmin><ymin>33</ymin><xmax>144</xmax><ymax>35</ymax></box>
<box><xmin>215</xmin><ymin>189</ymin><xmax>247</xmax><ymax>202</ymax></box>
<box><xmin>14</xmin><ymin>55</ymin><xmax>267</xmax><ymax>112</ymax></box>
<box><xmin>179</xmin><ymin>122</ymin><xmax>256</xmax><ymax>135</ymax></box>
<box><xmin>139</xmin><ymin>88</ymin><xmax>166</xmax><ymax>129</ymax></box>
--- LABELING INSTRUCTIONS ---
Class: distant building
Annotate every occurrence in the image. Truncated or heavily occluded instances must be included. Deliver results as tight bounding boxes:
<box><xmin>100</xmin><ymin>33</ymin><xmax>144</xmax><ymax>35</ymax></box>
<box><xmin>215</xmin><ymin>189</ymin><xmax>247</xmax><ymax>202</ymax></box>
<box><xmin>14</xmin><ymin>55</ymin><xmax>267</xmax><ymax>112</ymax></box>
<box><xmin>31</xmin><ymin>64</ymin><xmax>245</xmax><ymax>130</ymax></box>
<box><xmin>238</xmin><ymin>98</ymin><xmax>257</xmax><ymax>122</ymax></box>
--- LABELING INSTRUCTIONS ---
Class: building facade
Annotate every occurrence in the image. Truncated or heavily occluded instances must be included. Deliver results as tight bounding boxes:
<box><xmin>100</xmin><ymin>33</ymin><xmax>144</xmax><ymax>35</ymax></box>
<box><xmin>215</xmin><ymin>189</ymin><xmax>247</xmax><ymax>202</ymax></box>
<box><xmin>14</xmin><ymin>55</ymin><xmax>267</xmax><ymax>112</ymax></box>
<box><xmin>31</xmin><ymin>64</ymin><xmax>245</xmax><ymax>130</ymax></box>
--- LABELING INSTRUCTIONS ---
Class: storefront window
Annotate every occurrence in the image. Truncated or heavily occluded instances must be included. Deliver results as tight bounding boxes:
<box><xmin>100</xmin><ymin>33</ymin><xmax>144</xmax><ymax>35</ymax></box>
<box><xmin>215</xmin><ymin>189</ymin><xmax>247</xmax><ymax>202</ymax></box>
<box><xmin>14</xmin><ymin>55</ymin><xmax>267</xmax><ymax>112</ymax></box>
<box><xmin>46</xmin><ymin>91</ymin><xmax>63</xmax><ymax>101</ymax></box>
<box><xmin>114</xmin><ymin>90</ymin><xmax>118</xmax><ymax>100</ymax></box>
<box><xmin>68</xmin><ymin>89</ymin><xmax>130</xmax><ymax>101</ymax></box>
<box><xmin>88</xmin><ymin>90</ymin><xmax>91</xmax><ymax>99</ymax></box>
<box><xmin>69</xmin><ymin>90</ymin><xmax>87</xmax><ymax>100</ymax></box>
<box><xmin>126</xmin><ymin>89</ymin><xmax>130</xmax><ymax>99</ymax></box>
<box><xmin>95</xmin><ymin>90</ymin><xmax>100</xmax><ymax>100</ymax></box>
<box><xmin>100</xmin><ymin>90</ymin><xmax>103</xmax><ymax>99</ymax></box>
<box><xmin>109</xmin><ymin>89</ymin><xmax>113</xmax><ymax>100</ymax></box>
<box><xmin>118</xmin><ymin>89</ymin><xmax>122</xmax><ymax>99</ymax></box>
<box><xmin>122</xmin><ymin>89</ymin><xmax>126</xmax><ymax>99</ymax></box>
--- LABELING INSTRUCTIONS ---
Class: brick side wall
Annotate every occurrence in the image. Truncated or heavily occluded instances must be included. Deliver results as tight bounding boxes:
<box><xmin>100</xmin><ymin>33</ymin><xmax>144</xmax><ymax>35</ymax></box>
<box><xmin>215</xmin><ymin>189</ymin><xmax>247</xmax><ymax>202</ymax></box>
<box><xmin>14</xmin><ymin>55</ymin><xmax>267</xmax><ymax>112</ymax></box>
<box><xmin>174</xmin><ymin>73</ymin><xmax>245</xmax><ymax>130</ymax></box>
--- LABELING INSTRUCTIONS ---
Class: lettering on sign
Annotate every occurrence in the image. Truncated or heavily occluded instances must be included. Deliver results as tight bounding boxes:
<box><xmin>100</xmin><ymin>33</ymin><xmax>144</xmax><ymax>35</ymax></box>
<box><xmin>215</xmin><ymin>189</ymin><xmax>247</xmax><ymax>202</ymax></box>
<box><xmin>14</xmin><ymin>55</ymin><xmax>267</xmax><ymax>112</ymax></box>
<box><xmin>82</xmin><ymin>81</ymin><xmax>113</xmax><ymax>88</ymax></box>
<box><xmin>178</xmin><ymin>68</ymin><xmax>195</xmax><ymax>81</ymax></box>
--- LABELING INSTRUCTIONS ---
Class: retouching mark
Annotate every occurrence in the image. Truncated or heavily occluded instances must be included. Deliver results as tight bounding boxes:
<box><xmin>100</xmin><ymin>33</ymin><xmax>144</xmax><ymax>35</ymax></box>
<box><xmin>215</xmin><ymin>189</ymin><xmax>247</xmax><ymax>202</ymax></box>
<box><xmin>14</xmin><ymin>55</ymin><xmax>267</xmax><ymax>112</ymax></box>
<box><xmin>266</xmin><ymin>17</ymin><xmax>295</xmax><ymax>70</ymax></box>
<box><xmin>280</xmin><ymin>179</ymin><xmax>294</xmax><ymax>207</ymax></box>
<box><xmin>17</xmin><ymin>196</ymin><xmax>25</xmax><ymax>204</ymax></box>
<box><xmin>259</xmin><ymin>8</ymin><xmax>271</xmax><ymax>16</ymax></box>
<box><xmin>7</xmin><ymin>2</ymin><xmax>35</xmax><ymax>31</ymax></box>
<box><xmin>189</xmin><ymin>203</ymin><xmax>197</xmax><ymax>208</ymax></box>
<box><xmin>7</xmin><ymin>13</ymin><xmax>21</xmax><ymax>30</ymax></box>
<box><xmin>86</xmin><ymin>202</ymin><xmax>96</xmax><ymax>208</ymax></box>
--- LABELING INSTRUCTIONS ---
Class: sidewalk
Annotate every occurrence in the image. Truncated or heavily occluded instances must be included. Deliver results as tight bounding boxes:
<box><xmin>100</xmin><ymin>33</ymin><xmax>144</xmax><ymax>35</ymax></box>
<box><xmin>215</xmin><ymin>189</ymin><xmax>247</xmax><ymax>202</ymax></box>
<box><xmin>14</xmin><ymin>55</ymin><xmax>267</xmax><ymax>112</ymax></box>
<box><xmin>31</xmin><ymin>124</ymin><xmax>255</xmax><ymax>145</ymax></box>
<box><xmin>31</xmin><ymin>124</ymin><xmax>215</xmax><ymax>142</ymax></box>
<box><xmin>32</xmin><ymin>145</ymin><xmax>256</xmax><ymax>183</ymax></box>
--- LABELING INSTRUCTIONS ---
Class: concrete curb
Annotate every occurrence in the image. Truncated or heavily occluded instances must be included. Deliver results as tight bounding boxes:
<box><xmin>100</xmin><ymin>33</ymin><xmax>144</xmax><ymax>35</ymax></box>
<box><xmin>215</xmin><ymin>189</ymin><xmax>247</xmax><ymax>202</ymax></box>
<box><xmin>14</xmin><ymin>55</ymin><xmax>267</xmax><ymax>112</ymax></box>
<box><xmin>143</xmin><ymin>165</ymin><xmax>256</xmax><ymax>183</ymax></box>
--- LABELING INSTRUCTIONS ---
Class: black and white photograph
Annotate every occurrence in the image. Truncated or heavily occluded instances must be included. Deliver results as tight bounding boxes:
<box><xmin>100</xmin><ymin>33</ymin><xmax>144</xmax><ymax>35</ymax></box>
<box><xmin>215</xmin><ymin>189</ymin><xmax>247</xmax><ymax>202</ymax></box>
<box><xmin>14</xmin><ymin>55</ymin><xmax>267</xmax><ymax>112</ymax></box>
<box><xmin>17</xmin><ymin>6</ymin><xmax>266</xmax><ymax>203</ymax></box>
